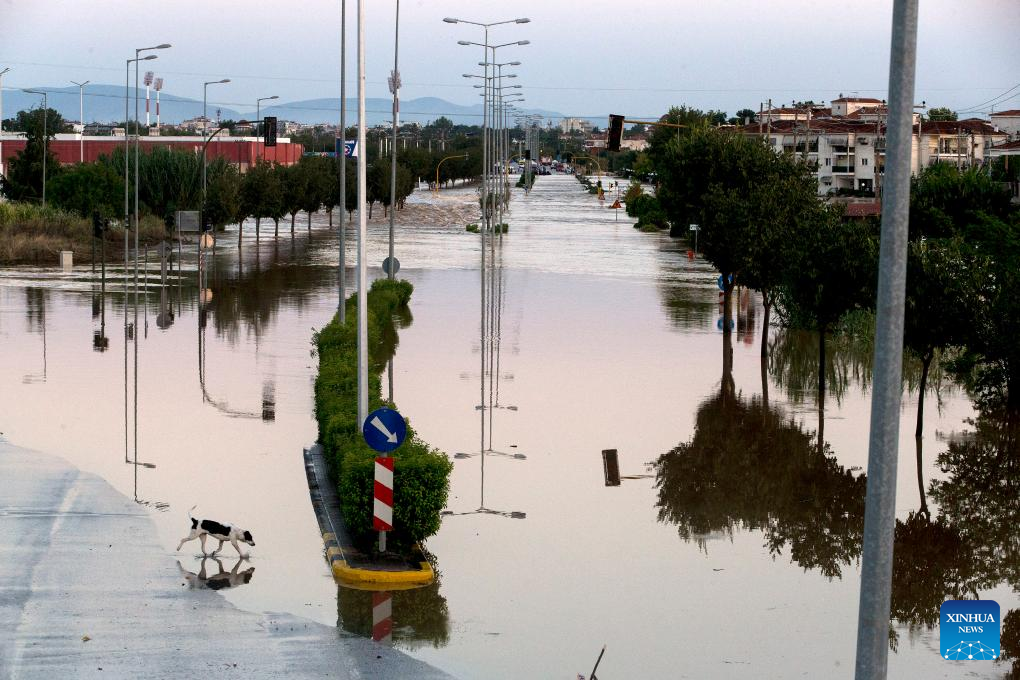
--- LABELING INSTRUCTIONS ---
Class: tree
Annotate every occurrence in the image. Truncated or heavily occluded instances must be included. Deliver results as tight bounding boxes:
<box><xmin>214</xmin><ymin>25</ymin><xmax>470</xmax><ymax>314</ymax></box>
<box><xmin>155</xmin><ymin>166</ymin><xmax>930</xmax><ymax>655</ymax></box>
<box><xmin>655</xmin><ymin>128</ymin><xmax>777</xmax><ymax>338</ymax></box>
<box><xmin>241</xmin><ymin>161</ymin><xmax>283</xmax><ymax>240</ymax></box>
<box><xmin>47</xmin><ymin>162</ymin><xmax>122</xmax><ymax>218</ymax></box>
<box><xmin>738</xmin><ymin>157</ymin><xmax>819</xmax><ymax>359</ymax></box>
<box><xmin>299</xmin><ymin>156</ymin><xmax>330</xmax><ymax>229</ymax></box>
<box><xmin>204</xmin><ymin>162</ymin><xmax>242</xmax><ymax>230</ymax></box>
<box><xmin>2</xmin><ymin>107</ymin><xmax>65</xmax><ymax>203</ymax></box>
<box><xmin>909</xmin><ymin>163</ymin><xmax>1013</xmax><ymax>241</ymax></box>
<box><xmin>776</xmin><ymin>207</ymin><xmax>879</xmax><ymax>403</ymax></box>
<box><xmin>926</xmin><ymin>107</ymin><xmax>957</xmax><ymax>122</ymax></box>
<box><xmin>282</xmin><ymin>163</ymin><xmax>307</xmax><ymax>234</ymax></box>
<box><xmin>734</xmin><ymin>108</ymin><xmax>757</xmax><ymax>125</ymax></box>
<box><xmin>903</xmin><ymin>237</ymin><xmax>979</xmax><ymax>437</ymax></box>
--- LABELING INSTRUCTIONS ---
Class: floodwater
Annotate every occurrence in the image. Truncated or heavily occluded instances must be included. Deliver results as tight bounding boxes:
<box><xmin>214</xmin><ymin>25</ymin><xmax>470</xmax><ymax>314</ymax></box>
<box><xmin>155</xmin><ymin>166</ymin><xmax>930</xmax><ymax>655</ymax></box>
<box><xmin>1</xmin><ymin>173</ymin><xmax>1017</xmax><ymax>678</ymax></box>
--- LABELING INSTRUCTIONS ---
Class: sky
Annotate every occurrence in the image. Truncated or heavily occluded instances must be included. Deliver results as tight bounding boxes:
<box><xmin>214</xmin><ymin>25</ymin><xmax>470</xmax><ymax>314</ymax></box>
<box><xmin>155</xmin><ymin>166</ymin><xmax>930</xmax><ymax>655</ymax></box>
<box><xmin>1</xmin><ymin>0</ymin><xmax>1018</xmax><ymax>122</ymax></box>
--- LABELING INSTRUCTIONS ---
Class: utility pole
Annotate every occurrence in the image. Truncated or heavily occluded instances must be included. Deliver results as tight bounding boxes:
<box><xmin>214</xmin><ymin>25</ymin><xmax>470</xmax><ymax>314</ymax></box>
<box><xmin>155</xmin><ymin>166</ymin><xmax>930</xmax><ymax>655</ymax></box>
<box><xmin>0</xmin><ymin>67</ymin><xmax>9</xmax><ymax>180</ymax></box>
<box><xmin>387</xmin><ymin>0</ymin><xmax>400</xmax><ymax>280</ymax></box>
<box><xmin>853</xmin><ymin>1</ymin><xmax>918</xmax><ymax>678</ymax></box>
<box><xmin>71</xmin><ymin>80</ymin><xmax>90</xmax><ymax>163</ymax></box>
<box><xmin>356</xmin><ymin>0</ymin><xmax>368</xmax><ymax>427</ymax></box>
<box><xmin>339</xmin><ymin>0</ymin><xmax>348</xmax><ymax>319</ymax></box>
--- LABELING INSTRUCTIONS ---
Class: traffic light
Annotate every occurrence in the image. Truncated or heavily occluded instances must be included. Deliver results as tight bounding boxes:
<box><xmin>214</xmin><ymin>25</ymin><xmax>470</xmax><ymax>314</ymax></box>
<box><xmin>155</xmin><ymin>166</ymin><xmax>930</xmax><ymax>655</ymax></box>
<box><xmin>92</xmin><ymin>211</ymin><xmax>103</xmax><ymax>238</ymax></box>
<box><xmin>263</xmin><ymin>116</ymin><xmax>277</xmax><ymax>147</ymax></box>
<box><xmin>524</xmin><ymin>149</ymin><xmax>531</xmax><ymax>161</ymax></box>
<box><xmin>202</xmin><ymin>212</ymin><xmax>213</xmax><ymax>233</ymax></box>
<box><xmin>607</xmin><ymin>114</ymin><xmax>625</xmax><ymax>152</ymax></box>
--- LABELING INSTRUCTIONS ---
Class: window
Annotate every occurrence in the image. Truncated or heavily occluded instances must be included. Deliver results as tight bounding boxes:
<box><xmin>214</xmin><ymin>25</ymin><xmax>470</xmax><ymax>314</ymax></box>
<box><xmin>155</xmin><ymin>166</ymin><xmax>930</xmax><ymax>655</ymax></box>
<box><xmin>861</xmin><ymin>158</ymin><xmax>869</xmax><ymax>166</ymax></box>
<box><xmin>825</xmin><ymin>158</ymin><xmax>831</xmax><ymax>166</ymax></box>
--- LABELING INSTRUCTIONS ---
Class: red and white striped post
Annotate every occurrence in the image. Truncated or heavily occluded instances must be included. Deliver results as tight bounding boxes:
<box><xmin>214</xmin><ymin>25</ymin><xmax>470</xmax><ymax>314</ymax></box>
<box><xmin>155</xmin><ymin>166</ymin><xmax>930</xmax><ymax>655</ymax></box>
<box><xmin>374</xmin><ymin>456</ymin><xmax>394</xmax><ymax>552</ymax></box>
<box><xmin>372</xmin><ymin>591</ymin><xmax>393</xmax><ymax>644</ymax></box>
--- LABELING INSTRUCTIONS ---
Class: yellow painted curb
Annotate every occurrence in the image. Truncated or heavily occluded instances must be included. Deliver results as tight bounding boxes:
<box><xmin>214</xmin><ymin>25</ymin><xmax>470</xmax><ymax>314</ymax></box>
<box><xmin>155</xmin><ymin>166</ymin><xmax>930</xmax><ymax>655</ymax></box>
<box><xmin>331</xmin><ymin>558</ymin><xmax>435</xmax><ymax>588</ymax></box>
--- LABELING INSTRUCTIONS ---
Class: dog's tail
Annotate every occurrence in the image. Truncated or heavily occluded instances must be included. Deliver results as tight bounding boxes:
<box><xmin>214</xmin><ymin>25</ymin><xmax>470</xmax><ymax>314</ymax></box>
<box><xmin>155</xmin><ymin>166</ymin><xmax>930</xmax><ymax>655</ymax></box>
<box><xmin>188</xmin><ymin>505</ymin><xmax>198</xmax><ymax>529</ymax></box>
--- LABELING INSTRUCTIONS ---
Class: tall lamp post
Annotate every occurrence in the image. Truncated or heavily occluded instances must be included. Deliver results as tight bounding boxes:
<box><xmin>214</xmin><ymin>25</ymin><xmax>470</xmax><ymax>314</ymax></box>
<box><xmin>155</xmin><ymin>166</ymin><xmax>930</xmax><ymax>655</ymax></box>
<box><xmin>202</xmin><ymin>78</ymin><xmax>230</xmax><ymax>205</ymax></box>
<box><xmin>338</xmin><ymin>0</ymin><xmax>349</xmax><ymax>319</ymax></box>
<box><xmin>70</xmin><ymin>79</ymin><xmax>90</xmax><ymax>163</ymax></box>
<box><xmin>445</xmin><ymin>16</ymin><xmax>529</xmax><ymax>464</ymax></box>
<box><xmin>386</xmin><ymin>0</ymin><xmax>401</xmax><ymax>280</ymax></box>
<box><xmin>255</xmin><ymin>94</ymin><xmax>278</xmax><ymax>161</ymax></box>
<box><xmin>129</xmin><ymin>42</ymin><xmax>169</xmax><ymax>471</ymax></box>
<box><xmin>22</xmin><ymin>89</ymin><xmax>48</xmax><ymax>206</ymax></box>
<box><xmin>1</xmin><ymin>67</ymin><xmax>11</xmax><ymax>179</ymax></box>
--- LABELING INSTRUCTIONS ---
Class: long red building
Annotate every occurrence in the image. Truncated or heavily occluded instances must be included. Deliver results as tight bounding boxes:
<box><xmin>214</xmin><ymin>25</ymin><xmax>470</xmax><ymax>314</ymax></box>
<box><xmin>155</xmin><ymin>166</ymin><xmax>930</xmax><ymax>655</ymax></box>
<box><xmin>0</xmin><ymin>134</ymin><xmax>304</xmax><ymax>172</ymax></box>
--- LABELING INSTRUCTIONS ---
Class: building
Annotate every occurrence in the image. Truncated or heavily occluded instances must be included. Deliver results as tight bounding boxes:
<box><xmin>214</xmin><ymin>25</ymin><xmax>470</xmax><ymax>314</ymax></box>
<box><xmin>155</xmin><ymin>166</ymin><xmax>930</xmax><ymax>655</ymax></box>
<box><xmin>990</xmin><ymin>110</ymin><xmax>1020</xmax><ymax>139</ymax></box>
<box><xmin>739</xmin><ymin>97</ymin><xmax>1006</xmax><ymax>196</ymax></box>
<box><xmin>559</xmin><ymin>117</ymin><xmax>593</xmax><ymax>134</ymax></box>
<box><xmin>0</xmin><ymin>133</ymin><xmax>304</xmax><ymax>171</ymax></box>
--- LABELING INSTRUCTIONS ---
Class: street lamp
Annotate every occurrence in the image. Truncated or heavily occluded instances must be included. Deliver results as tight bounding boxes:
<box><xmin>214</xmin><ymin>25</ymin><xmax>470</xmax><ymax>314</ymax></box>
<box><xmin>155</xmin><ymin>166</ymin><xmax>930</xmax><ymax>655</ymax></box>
<box><xmin>255</xmin><ymin>95</ymin><xmax>279</xmax><ymax>161</ymax></box>
<box><xmin>203</xmin><ymin>78</ymin><xmax>230</xmax><ymax>205</ymax></box>
<box><xmin>0</xmin><ymin>67</ymin><xmax>11</xmax><ymax>179</ymax></box>
<box><xmin>129</xmin><ymin>42</ymin><xmax>169</xmax><ymax>469</ymax></box>
<box><xmin>70</xmin><ymin>79</ymin><xmax>90</xmax><ymax>163</ymax></box>
<box><xmin>22</xmin><ymin>89</ymin><xmax>48</xmax><ymax>206</ymax></box>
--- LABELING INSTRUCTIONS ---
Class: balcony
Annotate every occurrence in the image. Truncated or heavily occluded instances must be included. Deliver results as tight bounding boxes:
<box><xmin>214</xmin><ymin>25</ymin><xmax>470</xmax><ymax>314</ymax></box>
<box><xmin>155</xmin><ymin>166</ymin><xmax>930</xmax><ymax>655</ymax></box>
<box><xmin>832</xmin><ymin>165</ymin><xmax>854</xmax><ymax>174</ymax></box>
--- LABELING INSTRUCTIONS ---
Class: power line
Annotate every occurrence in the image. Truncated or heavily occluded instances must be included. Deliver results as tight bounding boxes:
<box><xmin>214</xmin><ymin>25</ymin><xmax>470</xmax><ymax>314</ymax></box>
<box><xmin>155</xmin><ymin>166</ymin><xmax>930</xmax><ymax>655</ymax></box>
<box><xmin>957</xmin><ymin>82</ymin><xmax>1020</xmax><ymax>113</ymax></box>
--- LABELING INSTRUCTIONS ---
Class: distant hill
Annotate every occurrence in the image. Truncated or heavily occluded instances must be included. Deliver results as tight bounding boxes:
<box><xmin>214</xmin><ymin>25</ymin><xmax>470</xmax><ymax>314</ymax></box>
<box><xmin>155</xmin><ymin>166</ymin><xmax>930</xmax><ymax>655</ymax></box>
<box><xmin>3</xmin><ymin>84</ymin><xmax>567</xmax><ymax>127</ymax></box>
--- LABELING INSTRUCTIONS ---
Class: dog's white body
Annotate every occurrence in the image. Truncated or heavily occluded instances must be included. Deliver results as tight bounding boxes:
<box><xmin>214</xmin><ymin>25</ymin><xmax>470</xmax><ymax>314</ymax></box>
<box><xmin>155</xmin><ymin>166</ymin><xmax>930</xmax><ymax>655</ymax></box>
<box><xmin>176</xmin><ymin>507</ymin><xmax>255</xmax><ymax>557</ymax></box>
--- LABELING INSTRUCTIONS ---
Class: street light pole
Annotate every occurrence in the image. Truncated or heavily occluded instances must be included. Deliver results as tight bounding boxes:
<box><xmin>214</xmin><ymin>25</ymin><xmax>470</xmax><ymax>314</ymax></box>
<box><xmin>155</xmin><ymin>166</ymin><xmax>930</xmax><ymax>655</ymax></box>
<box><xmin>22</xmin><ymin>89</ymin><xmax>47</xmax><ymax>206</ymax></box>
<box><xmin>130</xmin><ymin>42</ymin><xmax>169</xmax><ymax>471</ymax></box>
<box><xmin>203</xmin><ymin>78</ymin><xmax>230</xmax><ymax>207</ymax></box>
<box><xmin>71</xmin><ymin>79</ymin><xmax>90</xmax><ymax>163</ymax></box>
<box><xmin>339</xmin><ymin>0</ymin><xmax>348</xmax><ymax>319</ymax></box>
<box><xmin>853</xmin><ymin>1</ymin><xmax>918</xmax><ymax>677</ymax></box>
<box><xmin>0</xmin><ymin>67</ymin><xmax>9</xmax><ymax>180</ymax></box>
<box><xmin>386</xmin><ymin>0</ymin><xmax>401</xmax><ymax>281</ymax></box>
<box><xmin>356</xmin><ymin>0</ymin><xmax>368</xmax><ymax>428</ymax></box>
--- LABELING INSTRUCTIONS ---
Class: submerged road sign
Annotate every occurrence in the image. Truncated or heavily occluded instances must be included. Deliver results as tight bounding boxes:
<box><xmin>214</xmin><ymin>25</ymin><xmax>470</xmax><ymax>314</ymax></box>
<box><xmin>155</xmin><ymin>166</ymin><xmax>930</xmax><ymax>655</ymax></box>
<box><xmin>363</xmin><ymin>407</ymin><xmax>406</xmax><ymax>453</ymax></box>
<box><xmin>382</xmin><ymin>256</ymin><xmax>400</xmax><ymax>275</ymax></box>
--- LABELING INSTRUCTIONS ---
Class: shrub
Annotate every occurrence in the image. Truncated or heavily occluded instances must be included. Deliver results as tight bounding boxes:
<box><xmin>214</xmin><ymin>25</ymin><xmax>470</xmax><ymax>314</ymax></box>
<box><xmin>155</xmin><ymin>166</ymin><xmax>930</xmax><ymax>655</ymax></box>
<box><xmin>314</xmin><ymin>279</ymin><xmax>452</xmax><ymax>551</ymax></box>
<box><xmin>465</xmin><ymin>223</ymin><xmax>479</xmax><ymax>233</ymax></box>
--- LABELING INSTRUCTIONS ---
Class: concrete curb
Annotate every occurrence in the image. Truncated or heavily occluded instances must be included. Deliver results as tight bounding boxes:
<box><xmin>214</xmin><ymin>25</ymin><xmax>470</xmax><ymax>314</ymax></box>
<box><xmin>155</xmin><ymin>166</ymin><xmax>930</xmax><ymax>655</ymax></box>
<box><xmin>303</xmin><ymin>444</ymin><xmax>434</xmax><ymax>589</ymax></box>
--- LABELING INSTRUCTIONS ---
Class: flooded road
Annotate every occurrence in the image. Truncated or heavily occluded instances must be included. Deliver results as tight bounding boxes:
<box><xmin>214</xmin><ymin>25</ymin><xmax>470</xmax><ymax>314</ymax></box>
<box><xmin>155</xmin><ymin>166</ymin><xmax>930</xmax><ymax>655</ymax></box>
<box><xmin>1</xmin><ymin>174</ymin><xmax>1017</xmax><ymax>678</ymax></box>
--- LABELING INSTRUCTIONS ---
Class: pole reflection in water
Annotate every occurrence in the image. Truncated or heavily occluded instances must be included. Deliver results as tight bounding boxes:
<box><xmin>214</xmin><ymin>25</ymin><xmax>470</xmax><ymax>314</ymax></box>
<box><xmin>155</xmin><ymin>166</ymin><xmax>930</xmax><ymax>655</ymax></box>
<box><xmin>22</xmin><ymin>289</ymin><xmax>48</xmax><ymax>384</ymax></box>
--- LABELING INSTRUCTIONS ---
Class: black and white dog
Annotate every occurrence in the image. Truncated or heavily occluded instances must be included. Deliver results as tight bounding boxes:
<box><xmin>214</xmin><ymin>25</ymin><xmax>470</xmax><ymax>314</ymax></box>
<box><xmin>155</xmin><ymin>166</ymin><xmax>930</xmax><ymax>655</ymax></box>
<box><xmin>177</xmin><ymin>506</ymin><xmax>255</xmax><ymax>557</ymax></box>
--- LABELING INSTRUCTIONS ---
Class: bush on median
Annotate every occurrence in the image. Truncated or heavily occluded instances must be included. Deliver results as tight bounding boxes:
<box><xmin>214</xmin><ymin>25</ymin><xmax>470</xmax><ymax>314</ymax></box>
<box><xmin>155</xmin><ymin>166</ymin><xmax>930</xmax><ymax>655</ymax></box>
<box><xmin>313</xmin><ymin>278</ymin><xmax>453</xmax><ymax>551</ymax></box>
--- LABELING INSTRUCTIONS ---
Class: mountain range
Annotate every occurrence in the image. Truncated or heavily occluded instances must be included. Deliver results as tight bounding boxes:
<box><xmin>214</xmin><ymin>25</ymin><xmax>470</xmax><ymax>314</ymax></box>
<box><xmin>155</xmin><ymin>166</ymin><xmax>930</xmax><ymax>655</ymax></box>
<box><xmin>2</xmin><ymin>84</ymin><xmax>569</xmax><ymax>127</ymax></box>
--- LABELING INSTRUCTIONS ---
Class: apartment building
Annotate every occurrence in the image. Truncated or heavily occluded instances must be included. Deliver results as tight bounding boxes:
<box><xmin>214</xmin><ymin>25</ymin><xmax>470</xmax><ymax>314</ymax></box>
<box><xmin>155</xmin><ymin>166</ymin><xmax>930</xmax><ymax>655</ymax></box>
<box><xmin>740</xmin><ymin>98</ymin><xmax>1006</xmax><ymax>196</ymax></box>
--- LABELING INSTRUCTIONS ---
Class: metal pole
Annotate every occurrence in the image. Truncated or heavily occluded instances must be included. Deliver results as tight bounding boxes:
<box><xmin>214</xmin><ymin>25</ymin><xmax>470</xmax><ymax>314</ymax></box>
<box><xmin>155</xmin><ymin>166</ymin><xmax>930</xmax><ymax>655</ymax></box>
<box><xmin>41</xmin><ymin>92</ymin><xmax>47</xmax><ymax>207</ymax></box>
<box><xmin>339</xmin><ymin>0</ymin><xmax>348</xmax><ymax>319</ymax></box>
<box><xmin>133</xmin><ymin>56</ymin><xmax>140</xmax><ymax>472</ymax></box>
<box><xmin>203</xmin><ymin>83</ymin><xmax>208</xmax><ymax>204</ymax></box>
<box><xmin>124</xmin><ymin>57</ymin><xmax>130</xmax><ymax>465</ymax></box>
<box><xmin>481</xmin><ymin>27</ymin><xmax>489</xmax><ymax>470</ymax></box>
<box><xmin>256</xmin><ymin>99</ymin><xmax>261</xmax><ymax>162</ymax></box>
<box><xmin>356</xmin><ymin>0</ymin><xmax>368</xmax><ymax>428</ymax></box>
<box><xmin>853</xmin><ymin>2</ymin><xmax>918</xmax><ymax>678</ymax></box>
<box><xmin>0</xmin><ymin>68</ymin><xmax>8</xmax><ymax>180</ymax></box>
<box><xmin>387</xmin><ymin>0</ymin><xmax>400</xmax><ymax>280</ymax></box>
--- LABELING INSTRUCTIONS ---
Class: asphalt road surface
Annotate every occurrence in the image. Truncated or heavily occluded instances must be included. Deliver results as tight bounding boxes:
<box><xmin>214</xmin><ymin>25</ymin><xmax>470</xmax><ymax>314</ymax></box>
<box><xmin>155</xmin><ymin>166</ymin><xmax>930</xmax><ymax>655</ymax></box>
<box><xmin>0</xmin><ymin>440</ymin><xmax>453</xmax><ymax>679</ymax></box>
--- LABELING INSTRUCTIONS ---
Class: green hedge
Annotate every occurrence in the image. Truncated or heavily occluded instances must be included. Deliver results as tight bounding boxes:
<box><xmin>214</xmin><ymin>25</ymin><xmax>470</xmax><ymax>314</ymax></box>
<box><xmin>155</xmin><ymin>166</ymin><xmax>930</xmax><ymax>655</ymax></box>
<box><xmin>314</xmin><ymin>279</ymin><xmax>453</xmax><ymax>550</ymax></box>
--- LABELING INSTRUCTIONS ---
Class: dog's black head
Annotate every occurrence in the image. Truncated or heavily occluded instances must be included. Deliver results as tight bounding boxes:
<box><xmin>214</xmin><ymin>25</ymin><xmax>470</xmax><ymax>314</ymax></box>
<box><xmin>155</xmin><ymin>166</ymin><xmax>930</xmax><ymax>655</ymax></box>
<box><xmin>242</xmin><ymin>530</ymin><xmax>255</xmax><ymax>546</ymax></box>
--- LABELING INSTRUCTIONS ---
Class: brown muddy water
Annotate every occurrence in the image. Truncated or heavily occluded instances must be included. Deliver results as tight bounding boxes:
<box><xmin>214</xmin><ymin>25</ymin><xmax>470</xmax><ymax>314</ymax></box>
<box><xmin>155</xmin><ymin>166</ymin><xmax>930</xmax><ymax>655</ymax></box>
<box><xmin>0</xmin><ymin>174</ymin><xmax>1016</xmax><ymax>679</ymax></box>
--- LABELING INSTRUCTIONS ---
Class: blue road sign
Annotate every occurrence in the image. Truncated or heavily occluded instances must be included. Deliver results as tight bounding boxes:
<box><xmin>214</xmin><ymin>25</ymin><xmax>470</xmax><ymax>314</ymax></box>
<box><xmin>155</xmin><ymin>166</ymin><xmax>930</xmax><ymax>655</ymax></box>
<box><xmin>362</xmin><ymin>407</ymin><xmax>407</xmax><ymax>453</ymax></box>
<box><xmin>717</xmin><ymin>274</ymin><xmax>734</xmax><ymax>291</ymax></box>
<box><xmin>335</xmin><ymin>138</ymin><xmax>358</xmax><ymax>158</ymax></box>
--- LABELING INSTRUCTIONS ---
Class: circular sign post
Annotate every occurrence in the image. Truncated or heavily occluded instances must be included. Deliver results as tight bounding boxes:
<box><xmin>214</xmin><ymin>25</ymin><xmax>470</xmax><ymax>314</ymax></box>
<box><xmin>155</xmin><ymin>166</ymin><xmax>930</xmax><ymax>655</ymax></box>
<box><xmin>362</xmin><ymin>407</ymin><xmax>407</xmax><ymax>453</ymax></box>
<box><xmin>382</xmin><ymin>256</ymin><xmax>400</xmax><ymax>276</ymax></box>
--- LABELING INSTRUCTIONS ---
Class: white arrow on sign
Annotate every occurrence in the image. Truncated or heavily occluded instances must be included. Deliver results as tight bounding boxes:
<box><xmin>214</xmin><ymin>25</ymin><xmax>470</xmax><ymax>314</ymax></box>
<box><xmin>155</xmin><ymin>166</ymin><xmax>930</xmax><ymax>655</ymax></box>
<box><xmin>371</xmin><ymin>416</ymin><xmax>399</xmax><ymax>444</ymax></box>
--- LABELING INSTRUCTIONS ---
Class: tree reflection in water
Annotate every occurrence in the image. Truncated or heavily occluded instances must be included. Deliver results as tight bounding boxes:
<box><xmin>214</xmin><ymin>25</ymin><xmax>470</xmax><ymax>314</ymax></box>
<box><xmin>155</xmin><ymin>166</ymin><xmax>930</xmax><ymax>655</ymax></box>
<box><xmin>656</xmin><ymin>331</ymin><xmax>1020</xmax><ymax>670</ymax></box>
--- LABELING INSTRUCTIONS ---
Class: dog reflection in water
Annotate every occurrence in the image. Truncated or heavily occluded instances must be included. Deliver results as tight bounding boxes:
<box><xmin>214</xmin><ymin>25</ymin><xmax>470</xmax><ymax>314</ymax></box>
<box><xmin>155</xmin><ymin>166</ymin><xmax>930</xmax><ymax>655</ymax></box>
<box><xmin>177</xmin><ymin>557</ymin><xmax>255</xmax><ymax>591</ymax></box>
